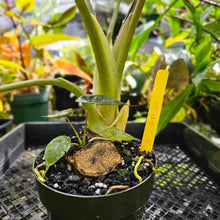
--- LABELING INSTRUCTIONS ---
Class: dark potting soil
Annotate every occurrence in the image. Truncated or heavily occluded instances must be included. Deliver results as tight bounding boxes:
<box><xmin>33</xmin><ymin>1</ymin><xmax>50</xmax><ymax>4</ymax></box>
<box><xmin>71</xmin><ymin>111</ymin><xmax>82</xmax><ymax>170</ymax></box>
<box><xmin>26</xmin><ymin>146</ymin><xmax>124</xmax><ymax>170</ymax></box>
<box><xmin>35</xmin><ymin>136</ymin><xmax>155</xmax><ymax>196</ymax></box>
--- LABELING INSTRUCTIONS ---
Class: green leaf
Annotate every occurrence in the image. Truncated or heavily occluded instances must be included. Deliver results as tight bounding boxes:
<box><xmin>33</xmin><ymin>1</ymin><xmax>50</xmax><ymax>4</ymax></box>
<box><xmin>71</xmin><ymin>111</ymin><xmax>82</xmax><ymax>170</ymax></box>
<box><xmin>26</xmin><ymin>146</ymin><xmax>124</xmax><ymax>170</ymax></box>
<box><xmin>77</xmin><ymin>95</ymin><xmax>127</xmax><ymax>105</ymax></box>
<box><xmin>203</xmin><ymin>21</ymin><xmax>220</xmax><ymax>40</ymax></box>
<box><xmin>183</xmin><ymin>0</ymin><xmax>202</xmax><ymax>41</ymax></box>
<box><xmin>200</xmin><ymin>6</ymin><xmax>214</xmax><ymax>23</ymax></box>
<box><xmin>166</xmin><ymin>59</ymin><xmax>189</xmax><ymax>94</ymax></box>
<box><xmin>200</xmin><ymin>80</ymin><xmax>220</xmax><ymax>92</ymax></box>
<box><xmin>168</xmin><ymin>12</ymin><xmax>180</xmax><ymax>37</ymax></box>
<box><xmin>114</xmin><ymin>0</ymin><xmax>146</xmax><ymax>69</ymax></box>
<box><xmin>44</xmin><ymin>136</ymin><xmax>71</xmax><ymax>171</ymax></box>
<box><xmin>48</xmin><ymin>6</ymin><xmax>77</xmax><ymax>27</ymax></box>
<box><xmin>108</xmin><ymin>127</ymin><xmax>139</xmax><ymax>141</ymax></box>
<box><xmin>154</xmin><ymin>43</ymin><xmax>194</xmax><ymax>74</ymax></box>
<box><xmin>0</xmin><ymin>2</ymin><xmax>7</xmax><ymax>10</ymax></box>
<box><xmin>30</xmin><ymin>34</ymin><xmax>80</xmax><ymax>49</ymax></box>
<box><xmin>148</xmin><ymin>0</ymin><xmax>167</xmax><ymax>6</ymax></box>
<box><xmin>45</xmin><ymin>109</ymin><xmax>73</xmax><ymax>119</ymax></box>
<box><xmin>15</xmin><ymin>0</ymin><xmax>36</xmax><ymax>12</ymax></box>
<box><xmin>0</xmin><ymin>60</ymin><xmax>27</xmax><ymax>73</ymax></box>
<box><xmin>75</xmin><ymin>0</ymin><xmax>118</xmax><ymax>98</ymax></box>
<box><xmin>129</xmin><ymin>20</ymin><xmax>155</xmax><ymax>59</ymax></box>
<box><xmin>157</xmin><ymin>84</ymin><xmax>194</xmax><ymax>135</ymax></box>
<box><xmin>195</xmin><ymin>34</ymin><xmax>211</xmax><ymax>71</ymax></box>
<box><xmin>129</xmin><ymin>0</ymin><xmax>178</xmax><ymax>60</ymax></box>
<box><xmin>192</xmin><ymin>59</ymin><xmax>220</xmax><ymax>86</ymax></box>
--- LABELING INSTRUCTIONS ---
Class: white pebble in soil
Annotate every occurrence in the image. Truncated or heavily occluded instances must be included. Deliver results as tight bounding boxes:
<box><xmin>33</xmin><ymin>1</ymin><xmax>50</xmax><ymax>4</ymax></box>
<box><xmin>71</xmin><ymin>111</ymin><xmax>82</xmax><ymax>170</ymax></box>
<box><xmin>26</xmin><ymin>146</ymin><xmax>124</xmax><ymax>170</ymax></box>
<box><xmin>95</xmin><ymin>188</ymin><xmax>101</xmax><ymax>195</ymax></box>
<box><xmin>54</xmin><ymin>183</ymin><xmax>59</xmax><ymax>188</ymax></box>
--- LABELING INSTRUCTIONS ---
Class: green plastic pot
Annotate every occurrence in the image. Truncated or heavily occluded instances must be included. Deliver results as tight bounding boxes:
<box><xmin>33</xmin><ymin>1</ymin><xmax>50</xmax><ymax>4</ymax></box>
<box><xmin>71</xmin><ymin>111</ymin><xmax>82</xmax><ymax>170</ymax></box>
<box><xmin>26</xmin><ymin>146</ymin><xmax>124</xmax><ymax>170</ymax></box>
<box><xmin>7</xmin><ymin>90</ymin><xmax>50</xmax><ymax>124</ymax></box>
<box><xmin>34</xmin><ymin>152</ymin><xmax>156</xmax><ymax>220</ymax></box>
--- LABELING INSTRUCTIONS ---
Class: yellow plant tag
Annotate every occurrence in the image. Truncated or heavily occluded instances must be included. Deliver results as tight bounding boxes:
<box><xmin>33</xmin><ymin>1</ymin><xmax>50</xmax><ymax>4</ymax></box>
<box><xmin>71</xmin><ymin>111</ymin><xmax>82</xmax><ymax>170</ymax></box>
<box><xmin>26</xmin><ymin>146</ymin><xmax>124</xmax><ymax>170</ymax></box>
<box><xmin>140</xmin><ymin>69</ymin><xmax>169</xmax><ymax>153</ymax></box>
<box><xmin>0</xmin><ymin>100</ymin><xmax>3</xmax><ymax>112</ymax></box>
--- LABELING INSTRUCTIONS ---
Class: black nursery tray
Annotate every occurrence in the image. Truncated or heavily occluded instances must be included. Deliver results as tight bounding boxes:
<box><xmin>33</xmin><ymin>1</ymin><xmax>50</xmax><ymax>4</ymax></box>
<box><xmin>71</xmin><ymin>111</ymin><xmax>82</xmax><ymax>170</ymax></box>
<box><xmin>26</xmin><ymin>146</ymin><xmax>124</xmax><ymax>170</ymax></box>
<box><xmin>0</xmin><ymin>122</ymin><xmax>220</xmax><ymax>220</ymax></box>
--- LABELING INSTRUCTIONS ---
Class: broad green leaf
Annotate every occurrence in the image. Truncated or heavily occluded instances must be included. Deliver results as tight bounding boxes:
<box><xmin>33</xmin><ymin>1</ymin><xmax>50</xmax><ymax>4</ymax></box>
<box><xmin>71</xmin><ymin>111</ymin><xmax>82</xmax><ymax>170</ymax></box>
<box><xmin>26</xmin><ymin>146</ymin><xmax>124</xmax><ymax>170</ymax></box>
<box><xmin>15</xmin><ymin>0</ymin><xmax>36</xmax><ymax>12</ymax></box>
<box><xmin>205</xmin><ymin>72</ymin><xmax>220</xmax><ymax>80</ymax></box>
<box><xmin>195</xmin><ymin>34</ymin><xmax>211</xmax><ymax>71</ymax></box>
<box><xmin>129</xmin><ymin>0</ymin><xmax>178</xmax><ymax>60</ymax></box>
<box><xmin>0</xmin><ymin>2</ymin><xmax>7</xmax><ymax>10</ymax></box>
<box><xmin>200</xmin><ymin>80</ymin><xmax>220</xmax><ymax>92</ymax></box>
<box><xmin>168</xmin><ymin>11</ymin><xmax>181</xmax><ymax>37</ymax></box>
<box><xmin>170</xmin><ymin>107</ymin><xmax>186</xmax><ymax>122</ymax></box>
<box><xmin>183</xmin><ymin>0</ymin><xmax>202</xmax><ymax>41</ymax></box>
<box><xmin>4</xmin><ymin>11</ymin><xmax>21</xmax><ymax>21</ymax></box>
<box><xmin>113</xmin><ymin>0</ymin><xmax>145</xmax><ymax>74</ymax></box>
<box><xmin>155</xmin><ymin>43</ymin><xmax>194</xmax><ymax>74</ymax></box>
<box><xmin>45</xmin><ymin>109</ymin><xmax>73</xmax><ymax>119</ymax></box>
<box><xmin>157</xmin><ymin>84</ymin><xmax>194</xmax><ymax>135</ymax></box>
<box><xmin>200</xmin><ymin>6</ymin><xmax>214</xmax><ymax>23</ymax></box>
<box><xmin>30</xmin><ymin>34</ymin><xmax>80</xmax><ymax>49</ymax></box>
<box><xmin>108</xmin><ymin>127</ymin><xmax>139</xmax><ymax>141</ymax></box>
<box><xmin>203</xmin><ymin>21</ymin><xmax>220</xmax><ymax>40</ymax></box>
<box><xmin>77</xmin><ymin>95</ymin><xmax>128</xmax><ymax>106</ymax></box>
<box><xmin>0</xmin><ymin>60</ymin><xmax>26</xmax><ymax>73</ymax></box>
<box><xmin>129</xmin><ymin>21</ymin><xmax>155</xmax><ymax>60</ymax></box>
<box><xmin>44</xmin><ymin>136</ymin><xmax>71</xmax><ymax>171</ymax></box>
<box><xmin>48</xmin><ymin>6</ymin><xmax>77</xmax><ymax>27</ymax></box>
<box><xmin>166</xmin><ymin>59</ymin><xmax>189</xmax><ymax>93</ymax></box>
<box><xmin>192</xmin><ymin>59</ymin><xmax>220</xmax><ymax>86</ymax></box>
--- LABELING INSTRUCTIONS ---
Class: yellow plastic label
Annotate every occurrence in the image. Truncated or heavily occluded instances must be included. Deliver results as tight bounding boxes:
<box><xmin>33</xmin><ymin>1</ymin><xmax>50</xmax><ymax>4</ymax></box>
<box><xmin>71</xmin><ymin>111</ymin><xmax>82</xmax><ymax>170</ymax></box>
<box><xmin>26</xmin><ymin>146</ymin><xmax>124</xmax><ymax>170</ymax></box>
<box><xmin>0</xmin><ymin>100</ymin><xmax>3</xmax><ymax>112</ymax></box>
<box><xmin>140</xmin><ymin>69</ymin><xmax>169</xmax><ymax>153</ymax></box>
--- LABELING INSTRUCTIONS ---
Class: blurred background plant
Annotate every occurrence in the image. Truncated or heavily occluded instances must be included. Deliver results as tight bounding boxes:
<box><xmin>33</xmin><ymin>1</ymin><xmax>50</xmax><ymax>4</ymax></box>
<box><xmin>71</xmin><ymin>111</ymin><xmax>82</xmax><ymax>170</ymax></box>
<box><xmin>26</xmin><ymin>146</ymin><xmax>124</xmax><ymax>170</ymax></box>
<box><xmin>0</xmin><ymin>0</ymin><xmax>92</xmax><ymax>119</ymax></box>
<box><xmin>118</xmin><ymin>0</ymin><xmax>220</xmax><ymax>133</ymax></box>
<box><xmin>0</xmin><ymin>0</ymin><xmax>219</xmax><ymax>132</ymax></box>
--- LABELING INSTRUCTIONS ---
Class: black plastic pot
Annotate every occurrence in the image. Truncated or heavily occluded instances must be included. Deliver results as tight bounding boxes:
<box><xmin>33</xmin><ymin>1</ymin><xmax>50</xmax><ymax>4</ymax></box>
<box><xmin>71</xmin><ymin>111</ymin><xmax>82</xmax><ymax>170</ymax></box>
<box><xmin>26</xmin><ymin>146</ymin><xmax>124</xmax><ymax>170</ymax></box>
<box><xmin>33</xmin><ymin>121</ymin><xmax>156</xmax><ymax>220</ymax></box>
<box><xmin>0</xmin><ymin>122</ymin><xmax>220</xmax><ymax>219</ymax></box>
<box><xmin>35</xmin><ymin>157</ymin><xmax>155</xmax><ymax>220</ymax></box>
<box><xmin>53</xmin><ymin>74</ymin><xmax>83</xmax><ymax>110</ymax></box>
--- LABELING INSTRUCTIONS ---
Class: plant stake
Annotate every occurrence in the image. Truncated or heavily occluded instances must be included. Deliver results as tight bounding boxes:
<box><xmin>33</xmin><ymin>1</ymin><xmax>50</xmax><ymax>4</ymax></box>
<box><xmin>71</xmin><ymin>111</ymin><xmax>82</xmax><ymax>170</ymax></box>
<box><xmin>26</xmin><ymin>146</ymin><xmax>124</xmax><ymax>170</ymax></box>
<box><xmin>140</xmin><ymin>70</ymin><xmax>169</xmax><ymax>153</ymax></box>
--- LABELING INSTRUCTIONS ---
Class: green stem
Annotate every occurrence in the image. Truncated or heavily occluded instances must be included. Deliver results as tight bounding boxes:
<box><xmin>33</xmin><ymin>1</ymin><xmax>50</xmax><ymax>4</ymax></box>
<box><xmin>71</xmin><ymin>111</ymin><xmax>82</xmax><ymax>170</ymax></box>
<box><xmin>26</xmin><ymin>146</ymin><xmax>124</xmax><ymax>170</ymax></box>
<box><xmin>65</xmin><ymin>117</ymin><xmax>82</xmax><ymax>146</ymax></box>
<box><xmin>107</xmin><ymin>0</ymin><xmax>121</xmax><ymax>43</ymax></box>
<box><xmin>34</xmin><ymin>162</ymin><xmax>46</xmax><ymax>183</ymax></box>
<box><xmin>134</xmin><ymin>156</ymin><xmax>144</xmax><ymax>183</ymax></box>
<box><xmin>82</xmin><ymin>118</ymin><xmax>87</xmax><ymax>145</ymax></box>
<box><xmin>0</xmin><ymin>78</ymin><xmax>85</xmax><ymax>96</ymax></box>
<box><xmin>85</xmin><ymin>0</ymin><xmax>95</xmax><ymax>14</ymax></box>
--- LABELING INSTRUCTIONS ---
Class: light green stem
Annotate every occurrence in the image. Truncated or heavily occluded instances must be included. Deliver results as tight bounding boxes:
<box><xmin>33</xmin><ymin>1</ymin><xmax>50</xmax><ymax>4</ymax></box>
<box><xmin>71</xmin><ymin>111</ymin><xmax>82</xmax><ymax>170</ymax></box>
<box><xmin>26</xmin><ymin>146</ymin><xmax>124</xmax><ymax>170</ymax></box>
<box><xmin>65</xmin><ymin>117</ymin><xmax>82</xmax><ymax>146</ymax></box>
<box><xmin>34</xmin><ymin>162</ymin><xmax>46</xmax><ymax>183</ymax></box>
<box><xmin>107</xmin><ymin>0</ymin><xmax>122</xmax><ymax>43</ymax></box>
<box><xmin>134</xmin><ymin>156</ymin><xmax>144</xmax><ymax>183</ymax></box>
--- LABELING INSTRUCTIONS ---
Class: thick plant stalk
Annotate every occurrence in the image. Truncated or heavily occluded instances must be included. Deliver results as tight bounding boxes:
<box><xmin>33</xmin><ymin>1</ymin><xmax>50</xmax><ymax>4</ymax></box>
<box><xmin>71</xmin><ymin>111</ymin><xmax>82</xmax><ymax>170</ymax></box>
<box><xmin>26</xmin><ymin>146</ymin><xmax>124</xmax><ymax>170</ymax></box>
<box><xmin>75</xmin><ymin>0</ymin><xmax>120</xmax><ymax>125</ymax></box>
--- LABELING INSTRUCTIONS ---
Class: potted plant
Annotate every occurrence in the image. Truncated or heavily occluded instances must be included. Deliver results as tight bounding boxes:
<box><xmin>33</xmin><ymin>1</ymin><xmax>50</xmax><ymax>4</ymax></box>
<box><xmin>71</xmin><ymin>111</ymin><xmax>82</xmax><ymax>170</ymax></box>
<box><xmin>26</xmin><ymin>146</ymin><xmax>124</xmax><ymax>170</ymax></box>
<box><xmin>0</xmin><ymin>0</ymin><xmax>92</xmax><ymax>124</ymax></box>
<box><xmin>0</xmin><ymin>0</ymin><xmax>169</xmax><ymax>219</ymax></box>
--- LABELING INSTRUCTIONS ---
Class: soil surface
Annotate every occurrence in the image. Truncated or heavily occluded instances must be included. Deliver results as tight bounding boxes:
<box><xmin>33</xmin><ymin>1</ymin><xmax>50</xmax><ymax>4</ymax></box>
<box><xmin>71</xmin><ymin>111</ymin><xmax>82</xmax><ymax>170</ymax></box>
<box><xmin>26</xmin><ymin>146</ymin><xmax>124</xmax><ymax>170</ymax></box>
<box><xmin>35</xmin><ymin>136</ymin><xmax>155</xmax><ymax>196</ymax></box>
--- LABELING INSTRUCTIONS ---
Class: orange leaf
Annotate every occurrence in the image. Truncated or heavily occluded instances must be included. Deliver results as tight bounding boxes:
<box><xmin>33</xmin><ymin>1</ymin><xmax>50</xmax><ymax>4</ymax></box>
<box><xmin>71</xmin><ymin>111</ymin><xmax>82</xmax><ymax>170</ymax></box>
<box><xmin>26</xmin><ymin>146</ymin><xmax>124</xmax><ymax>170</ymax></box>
<box><xmin>0</xmin><ymin>36</ymin><xmax>17</xmax><ymax>45</ymax></box>
<box><xmin>21</xmin><ymin>43</ymin><xmax>31</xmax><ymax>67</ymax></box>
<box><xmin>54</xmin><ymin>59</ymin><xmax>93</xmax><ymax>82</ymax></box>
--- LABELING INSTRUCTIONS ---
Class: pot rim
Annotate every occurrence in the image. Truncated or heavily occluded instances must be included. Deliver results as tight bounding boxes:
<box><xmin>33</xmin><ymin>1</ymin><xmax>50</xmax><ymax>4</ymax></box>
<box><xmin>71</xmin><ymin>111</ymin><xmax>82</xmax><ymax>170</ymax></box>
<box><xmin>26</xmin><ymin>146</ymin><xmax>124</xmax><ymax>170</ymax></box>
<box><xmin>34</xmin><ymin>150</ymin><xmax>157</xmax><ymax>199</ymax></box>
